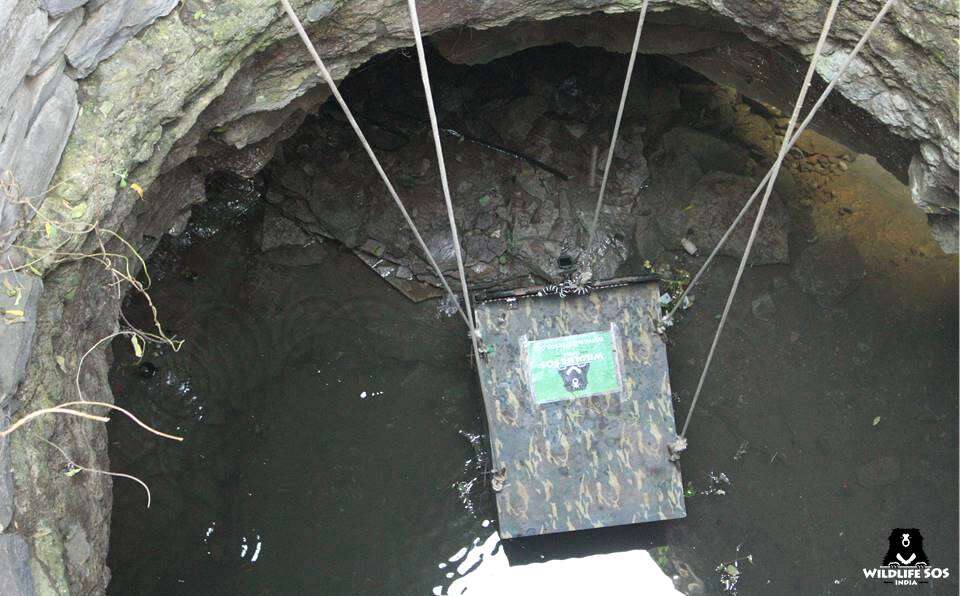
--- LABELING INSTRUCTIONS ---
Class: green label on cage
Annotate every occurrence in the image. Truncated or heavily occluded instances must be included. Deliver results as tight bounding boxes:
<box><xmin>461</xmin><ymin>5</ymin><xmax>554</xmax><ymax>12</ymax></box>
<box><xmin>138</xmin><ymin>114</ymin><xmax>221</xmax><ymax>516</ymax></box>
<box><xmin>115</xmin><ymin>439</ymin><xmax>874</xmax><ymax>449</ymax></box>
<box><xmin>526</xmin><ymin>330</ymin><xmax>621</xmax><ymax>404</ymax></box>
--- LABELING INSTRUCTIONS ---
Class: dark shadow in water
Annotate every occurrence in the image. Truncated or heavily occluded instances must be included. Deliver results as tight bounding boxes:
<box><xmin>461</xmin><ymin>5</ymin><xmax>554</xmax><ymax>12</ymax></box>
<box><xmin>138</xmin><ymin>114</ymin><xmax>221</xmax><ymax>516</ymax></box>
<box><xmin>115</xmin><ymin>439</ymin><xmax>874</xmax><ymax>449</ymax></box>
<box><xmin>108</xmin><ymin>43</ymin><xmax>958</xmax><ymax>596</ymax></box>
<box><xmin>502</xmin><ymin>519</ymin><xmax>674</xmax><ymax>565</ymax></box>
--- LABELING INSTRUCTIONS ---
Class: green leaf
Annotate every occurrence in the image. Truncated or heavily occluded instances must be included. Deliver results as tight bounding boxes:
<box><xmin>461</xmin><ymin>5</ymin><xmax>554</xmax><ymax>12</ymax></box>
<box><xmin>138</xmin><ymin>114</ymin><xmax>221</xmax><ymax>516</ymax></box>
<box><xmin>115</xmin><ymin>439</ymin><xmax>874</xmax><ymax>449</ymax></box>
<box><xmin>68</xmin><ymin>202</ymin><xmax>87</xmax><ymax>219</ymax></box>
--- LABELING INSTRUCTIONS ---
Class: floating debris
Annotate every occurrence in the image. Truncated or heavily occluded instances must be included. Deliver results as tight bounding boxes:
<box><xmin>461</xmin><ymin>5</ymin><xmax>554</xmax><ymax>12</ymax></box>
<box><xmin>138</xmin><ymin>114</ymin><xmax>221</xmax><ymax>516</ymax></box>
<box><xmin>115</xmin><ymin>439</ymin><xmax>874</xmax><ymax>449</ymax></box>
<box><xmin>685</xmin><ymin>470</ymin><xmax>732</xmax><ymax>497</ymax></box>
<box><xmin>681</xmin><ymin>237</ymin><xmax>698</xmax><ymax>255</ymax></box>
<box><xmin>656</xmin><ymin>314</ymin><xmax>673</xmax><ymax>335</ymax></box>
<box><xmin>716</xmin><ymin>546</ymin><xmax>753</xmax><ymax>593</ymax></box>
<box><xmin>734</xmin><ymin>441</ymin><xmax>749</xmax><ymax>461</ymax></box>
<box><xmin>703</xmin><ymin>470</ymin><xmax>731</xmax><ymax>496</ymax></box>
<box><xmin>717</xmin><ymin>562</ymin><xmax>740</xmax><ymax>593</ymax></box>
<box><xmin>437</xmin><ymin>294</ymin><xmax>462</xmax><ymax>318</ymax></box>
<box><xmin>490</xmin><ymin>466</ymin><xmax>507</xmax><ymax>492</ymax></box>
<box><xmin>654</xmin><ymin>266</ymin><xmax>693</xmax><ymax>318</ymax></box>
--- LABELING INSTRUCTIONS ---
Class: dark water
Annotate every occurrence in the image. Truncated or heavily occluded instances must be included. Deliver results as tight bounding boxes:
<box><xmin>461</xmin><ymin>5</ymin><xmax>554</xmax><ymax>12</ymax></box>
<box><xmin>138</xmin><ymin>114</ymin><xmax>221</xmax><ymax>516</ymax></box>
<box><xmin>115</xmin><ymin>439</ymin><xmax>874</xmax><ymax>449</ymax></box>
<box><xmin>108</xmin><ymin>207</ymin><xmax>482</xmax><ymax>594</ymax></box>
<box><xmin>108</xmin><ymin>202</ymin><xmax>681</xmax><ymax>595</ymax></box>
<box><xmin>108</xmin><ymin>47</ymin><xmax>958</xmax><ymax>595</ymax></box>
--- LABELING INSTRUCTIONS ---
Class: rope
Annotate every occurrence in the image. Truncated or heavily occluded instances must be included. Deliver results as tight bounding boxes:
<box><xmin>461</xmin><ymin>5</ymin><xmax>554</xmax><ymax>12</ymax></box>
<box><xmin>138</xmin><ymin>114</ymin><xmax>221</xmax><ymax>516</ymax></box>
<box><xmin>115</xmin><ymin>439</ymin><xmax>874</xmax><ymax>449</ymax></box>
<box><xmin>678</xmin><ymin>0</ymin><xmax>841</xmax><ymax>440</ymax></box>
<box><xmin>586</xmin><ymin>0</ymin><xmax>650</xmax><ymax>254</ymax></box>
<box><xmin>666</xmin><ymin>0</ymin><xmax>900</xmax><ymax>323</ymax></box>
<box><xmin>277</xmin><ymin>0</ymin><xmax>472</xmax><ymax>329</ymax></box>
<box><xmin>405</xmin><ymin>0</ymin><xmax>482</xmax><ymax>361</ymax></box>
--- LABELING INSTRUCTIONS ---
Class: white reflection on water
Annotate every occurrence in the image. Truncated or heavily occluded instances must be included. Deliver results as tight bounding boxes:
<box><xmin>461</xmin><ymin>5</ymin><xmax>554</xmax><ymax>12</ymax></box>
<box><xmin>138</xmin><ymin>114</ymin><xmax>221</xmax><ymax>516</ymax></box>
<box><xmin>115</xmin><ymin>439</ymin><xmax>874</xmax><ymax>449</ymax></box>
<box><xmin>435</xmin><ymin>531</ymin><xmax>681</xmax><ymax>596</ymax></box>
<box><xmin>239</xmin><ymin>532</ymin><xmax>264</xmax><ymax>565</ymax></box>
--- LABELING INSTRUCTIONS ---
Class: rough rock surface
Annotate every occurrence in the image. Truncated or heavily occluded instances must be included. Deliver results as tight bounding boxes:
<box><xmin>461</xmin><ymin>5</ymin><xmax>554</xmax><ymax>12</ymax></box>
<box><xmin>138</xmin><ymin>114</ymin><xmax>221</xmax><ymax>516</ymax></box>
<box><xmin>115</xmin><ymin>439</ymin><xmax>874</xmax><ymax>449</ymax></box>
<box><xmin>643</xmin><ymin>128</ymin><xmax>791</xmax><ymax>265</ymax></box>
<box><xmin>64</xmin><ymin>0</ymin><xmax>179</xmax><ymax>77</ymax></box>
<box><xmin>0</xmin><ymin>272</ymin><xmax>43</xmax><ymax>580</ymax></box>
<box><xmin>264</xmin><ymin>49</ymin><xmax>664</xmax><ymax>292</ymax></box>
<box><xmin>7</xmin><ymin>75</ymin><xmax>79</xmax><ymax>201</ymax></box>
<box><xmin>38</xmin><ymin>0</ymin><xmax>86</xmax><ymax>19</ymax></box>
<box><xmin>0</xmin><ymin>5</ymin><xmax>47</xmax><ymax>114</ymax></box>
<box><xmin>0</xmin><ymin>0</ymin><xmax>954</xmax><ymax>594</ymax></box>
<box><xmin>0</xmin><ymin>273</ymin><xmax>43</xmax><ymax>402</ymax></box>
<box><xmin>0</xmin><ymin>534</ymin><xmax>34</xmax><ymax>594</ymax></box>
<box><xmin>28</xmin><ymin>9</ymin><xmax>83</xmax><ymax>77</ymax></box>
<box><xmin>431</xmin><ymin>6</ymin><xmax>957</xmax><ymax>226</ymax></box>
<box><xmin>0</xmin><ymin>273</ymin><xmax>43</xmax><ymax>594</ymax></box>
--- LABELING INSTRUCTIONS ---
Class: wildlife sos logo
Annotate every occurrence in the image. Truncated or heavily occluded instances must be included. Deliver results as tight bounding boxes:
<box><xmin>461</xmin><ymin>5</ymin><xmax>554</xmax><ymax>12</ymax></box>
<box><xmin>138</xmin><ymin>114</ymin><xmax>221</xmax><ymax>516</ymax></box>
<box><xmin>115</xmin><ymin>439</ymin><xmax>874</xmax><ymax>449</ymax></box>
<box><xmin>558</xmin><ymin>363</ymin><xmax>589</xmax><ymax>392</ymax></box>
<box><xmin>862</xmin><ymin>529</ymin><xmax>950</xmax><ymax>587</ymax></box>
<box><xmin>883</xmin><ymin>529</ymin><xmax>928</xmax><ymax>567</ymax></box>
<box><xmin>527</xmin><ymin>331</ymin><xmax>620</xmax><ymax>404</ymax></box>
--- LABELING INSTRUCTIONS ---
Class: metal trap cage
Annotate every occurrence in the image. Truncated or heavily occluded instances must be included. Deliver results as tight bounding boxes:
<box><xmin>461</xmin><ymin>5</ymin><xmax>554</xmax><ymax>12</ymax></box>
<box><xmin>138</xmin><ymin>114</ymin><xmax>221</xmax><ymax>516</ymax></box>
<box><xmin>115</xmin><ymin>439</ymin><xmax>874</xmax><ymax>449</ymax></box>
<box><xmin>474</xmin><ymin>275</ymin><xmax>686</xmax><ymax>538</ymax></box>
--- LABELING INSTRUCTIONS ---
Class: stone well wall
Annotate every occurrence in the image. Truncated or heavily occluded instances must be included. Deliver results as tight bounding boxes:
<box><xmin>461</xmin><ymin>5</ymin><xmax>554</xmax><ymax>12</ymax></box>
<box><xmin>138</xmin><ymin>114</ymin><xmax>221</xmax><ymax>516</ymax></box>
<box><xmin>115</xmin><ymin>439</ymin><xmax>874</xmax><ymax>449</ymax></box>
<box><xmin>0</xmin><ymin>1</ymin><xmax>955</xmax><ymax>594</ymax></box>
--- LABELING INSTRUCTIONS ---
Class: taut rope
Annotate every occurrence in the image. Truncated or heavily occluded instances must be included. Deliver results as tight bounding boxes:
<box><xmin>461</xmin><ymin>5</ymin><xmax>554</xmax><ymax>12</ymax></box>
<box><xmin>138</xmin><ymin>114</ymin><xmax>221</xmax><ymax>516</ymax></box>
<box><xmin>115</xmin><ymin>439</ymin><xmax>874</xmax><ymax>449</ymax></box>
<box><xmin>586</xmin><ymin>0</ymin><xmax>651</xmax><ymax>255</ymax></box>
<box><xmin>676</xmin><ymin>0</ymin><xmax>842</xmax><ymax>445</ymax></box>
<box><xmin>666</xmin><ymin>0</ymin><xmax>901</xmax><ymax>324</ymax></box>
<box><xmin>278</xmin><ymin>0</ymin><xmax>472</xmax><ymax>330</ymax></box>
<box><xmin>405</xmin><ymin>0</ymin><xmax>482</xmax><ymax>361</ymax></box>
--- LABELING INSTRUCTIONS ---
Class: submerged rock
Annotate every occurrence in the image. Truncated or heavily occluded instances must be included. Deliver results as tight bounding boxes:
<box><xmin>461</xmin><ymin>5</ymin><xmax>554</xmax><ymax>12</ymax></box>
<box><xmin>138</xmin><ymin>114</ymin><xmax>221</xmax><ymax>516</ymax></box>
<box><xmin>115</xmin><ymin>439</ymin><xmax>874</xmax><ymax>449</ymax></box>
<box><xmin>751</xmin><ymin>292</ymin><xmax>775</xmax><ymax>321</ymax></box>
<box><xmin>679</xmin><ymin>171</ymin><xmax>790</xmax><ymax>265</ymax></box>
<box><xmin>259</xmin><ymin>208</ymin><xmax>313</xmax><ymax>251</ymax></box>
<box><xmin>856</xmin><ymin>455</ymin><xmax>901</xmax><ymax>487</ymax></box>
<box><xmin>792</xmin><ymin>235</ymin><xmax>866</xmax><ymax>305</ymax></box>
<box><xmin>643</xmin><ymin>128</ymin><xmax>791</xmax><ymax>265</ymax></box>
